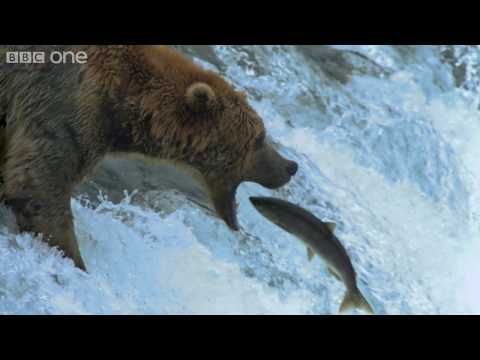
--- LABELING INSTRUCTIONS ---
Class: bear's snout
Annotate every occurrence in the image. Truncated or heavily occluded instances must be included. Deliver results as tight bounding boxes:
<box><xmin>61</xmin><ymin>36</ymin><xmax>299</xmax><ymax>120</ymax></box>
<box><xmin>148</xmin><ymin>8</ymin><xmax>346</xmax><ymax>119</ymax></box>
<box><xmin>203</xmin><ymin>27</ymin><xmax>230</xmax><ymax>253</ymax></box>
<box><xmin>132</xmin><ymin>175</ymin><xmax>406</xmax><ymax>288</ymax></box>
<box><xmin>243</xmin><ymin>143</ymin><xmax>299</xmax><ymax>191</ymax></box>
<box><xmin>286</xmin><ymin>161</ymin><xmax>298</xmax><ymax>177</ymax></box>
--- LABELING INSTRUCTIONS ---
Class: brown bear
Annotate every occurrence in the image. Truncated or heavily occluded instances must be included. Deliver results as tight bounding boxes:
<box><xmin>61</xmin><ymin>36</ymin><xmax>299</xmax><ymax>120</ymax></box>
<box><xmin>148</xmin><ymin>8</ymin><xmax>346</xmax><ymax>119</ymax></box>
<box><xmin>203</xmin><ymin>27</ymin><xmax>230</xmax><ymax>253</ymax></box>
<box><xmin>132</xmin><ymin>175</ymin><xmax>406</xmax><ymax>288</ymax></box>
<box><xmin>0</xmin><ymin>45</ymin><xmax>298</xmax><ymax>271</ymax></box>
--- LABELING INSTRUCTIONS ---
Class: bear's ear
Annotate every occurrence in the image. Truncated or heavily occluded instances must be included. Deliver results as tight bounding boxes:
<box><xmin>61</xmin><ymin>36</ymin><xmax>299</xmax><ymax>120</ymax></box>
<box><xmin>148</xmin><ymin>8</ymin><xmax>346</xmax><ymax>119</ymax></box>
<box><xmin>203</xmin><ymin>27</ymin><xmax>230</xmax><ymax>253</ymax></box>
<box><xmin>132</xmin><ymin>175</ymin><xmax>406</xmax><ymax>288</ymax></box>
<box><xmin>186</xmin><ymin>83</ymin><xmax>216</xmax><ymax>113</ymax></box>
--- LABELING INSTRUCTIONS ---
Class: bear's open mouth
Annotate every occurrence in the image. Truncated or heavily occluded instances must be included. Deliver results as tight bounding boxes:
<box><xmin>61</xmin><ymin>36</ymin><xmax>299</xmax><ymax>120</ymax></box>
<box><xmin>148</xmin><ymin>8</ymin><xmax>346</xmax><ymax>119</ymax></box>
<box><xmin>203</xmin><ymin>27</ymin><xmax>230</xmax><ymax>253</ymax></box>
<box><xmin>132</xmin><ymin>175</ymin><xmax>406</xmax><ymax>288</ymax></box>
<box><xmin>224</xmin><ymin>198</ymin><xmax>239</xmax><ymax>231</ymax></box>
<box><xmin>210</xmin><ymin>185</ymin><xmax>240</xmax><ymax>231</ymax></box>
<box><xmin>220</xmin><ymin>193</ymin><xmax>240</xmax><ymax>231</ymax></box>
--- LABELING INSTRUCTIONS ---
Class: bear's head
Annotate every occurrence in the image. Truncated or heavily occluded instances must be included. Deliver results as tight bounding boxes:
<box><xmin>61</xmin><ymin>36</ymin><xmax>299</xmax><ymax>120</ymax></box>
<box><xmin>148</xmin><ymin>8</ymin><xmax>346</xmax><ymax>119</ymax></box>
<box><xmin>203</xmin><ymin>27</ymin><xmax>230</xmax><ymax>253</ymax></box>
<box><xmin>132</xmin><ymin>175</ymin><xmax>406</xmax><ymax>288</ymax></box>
<box><xmin>92</xmin><ymin>45</ymin><xmax>298</xmax><ymax>230</ymax></box>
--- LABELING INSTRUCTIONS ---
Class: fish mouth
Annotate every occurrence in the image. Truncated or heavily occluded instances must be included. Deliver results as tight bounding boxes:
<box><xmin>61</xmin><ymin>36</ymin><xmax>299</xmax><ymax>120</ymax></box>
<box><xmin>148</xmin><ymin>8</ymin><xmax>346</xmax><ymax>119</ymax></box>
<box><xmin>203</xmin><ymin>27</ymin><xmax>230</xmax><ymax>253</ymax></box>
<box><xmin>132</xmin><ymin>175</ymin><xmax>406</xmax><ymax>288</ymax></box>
<box><xmin>249</xmin><ymin>196</ymin><xmax>271</xmax><ymax>218</ymax></box>
<box><xmin>249</xmin><ymin>196</ymin><xmax>285</xmax><ymax>230</ymax></box>
<box><xmin>249</xmin><ymin>196</ymin><xmax>263</xmax><ymax>208</ymax></box>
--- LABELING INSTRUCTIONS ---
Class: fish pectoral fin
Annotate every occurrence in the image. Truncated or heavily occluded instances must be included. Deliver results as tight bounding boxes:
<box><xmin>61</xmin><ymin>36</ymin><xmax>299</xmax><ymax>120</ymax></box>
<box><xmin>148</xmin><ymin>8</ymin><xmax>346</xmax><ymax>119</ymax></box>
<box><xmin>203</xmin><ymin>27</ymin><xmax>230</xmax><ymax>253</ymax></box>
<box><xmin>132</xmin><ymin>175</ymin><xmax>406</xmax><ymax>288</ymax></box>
<box><xmin>307</xmin><ymin>247</ymin><xmax>315</xmax><ymax>262</ymax></box>
<box><xmin>328</xmin><ymin>268</ymin><xmax>341</xmax><ymax>281</ymax></box>
<box><xmin>325</xmin><ymin>222</ymin><xmax>336</xmax><ymax>233</ymax></box>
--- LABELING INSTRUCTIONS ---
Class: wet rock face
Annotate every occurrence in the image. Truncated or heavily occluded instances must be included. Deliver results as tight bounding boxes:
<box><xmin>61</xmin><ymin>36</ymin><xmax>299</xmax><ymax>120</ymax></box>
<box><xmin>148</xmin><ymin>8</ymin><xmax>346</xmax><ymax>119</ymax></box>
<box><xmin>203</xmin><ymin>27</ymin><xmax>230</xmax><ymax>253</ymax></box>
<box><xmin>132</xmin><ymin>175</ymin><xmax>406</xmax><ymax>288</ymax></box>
<box><xmin>297</xmin><ymin>45</ymin><xmax>354</xmax><ymax>84</ymax></box>
<box><xmin>171</xmin><ymin>45</ymin><xmax>226</xmax><ymax>72</ymax></box>
<box><xmin>297</xmin><ymin>45</ymin><xmax>390</xmax><ymax>84</ymax></box>
<box><xmin>74</xmin><ymin>157</ymin><xmax>211</xmax><ymax>210</ymax></box>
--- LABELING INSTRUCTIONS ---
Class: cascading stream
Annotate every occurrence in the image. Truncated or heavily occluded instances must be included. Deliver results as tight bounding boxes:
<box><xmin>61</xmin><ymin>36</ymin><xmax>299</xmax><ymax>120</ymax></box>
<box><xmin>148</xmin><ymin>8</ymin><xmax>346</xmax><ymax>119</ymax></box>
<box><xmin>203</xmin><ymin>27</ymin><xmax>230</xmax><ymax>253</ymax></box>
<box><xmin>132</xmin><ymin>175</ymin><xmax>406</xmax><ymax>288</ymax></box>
<box><xmin>0</xmin><ymin>45</ymin><xmax>478</xmax><ymax>315</ymax></box>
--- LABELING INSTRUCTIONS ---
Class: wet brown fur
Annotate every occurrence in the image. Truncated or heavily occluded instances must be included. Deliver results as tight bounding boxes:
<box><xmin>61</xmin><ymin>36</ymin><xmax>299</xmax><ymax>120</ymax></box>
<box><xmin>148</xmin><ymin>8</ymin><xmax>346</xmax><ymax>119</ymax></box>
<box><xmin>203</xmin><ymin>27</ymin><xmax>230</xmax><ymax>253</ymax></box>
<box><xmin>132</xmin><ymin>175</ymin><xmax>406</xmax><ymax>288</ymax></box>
<box><xmin>0</xmin><ymin>45</ymin><xmax>295</xmax><ymax>270</ymax></box>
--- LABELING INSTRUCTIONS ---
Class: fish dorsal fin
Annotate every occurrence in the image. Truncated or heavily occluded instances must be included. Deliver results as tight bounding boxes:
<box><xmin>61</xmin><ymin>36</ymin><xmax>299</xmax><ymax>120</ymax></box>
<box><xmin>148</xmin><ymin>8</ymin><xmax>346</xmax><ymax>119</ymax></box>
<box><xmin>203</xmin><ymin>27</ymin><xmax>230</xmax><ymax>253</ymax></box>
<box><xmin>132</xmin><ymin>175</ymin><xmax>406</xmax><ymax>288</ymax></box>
<box><xmin>326</xmin><ymin>222</ymin><xmax>336</xmax><ymax>233</ymax></box>
<box><xmin>328</xmin><ymin>268</ymin><xmax>341</xmax><ymax>281</ymax></box>
<box><xmin>307</xmin><ymin>247</ymin><xmax>315</xmax><ymax>262</ymax></box>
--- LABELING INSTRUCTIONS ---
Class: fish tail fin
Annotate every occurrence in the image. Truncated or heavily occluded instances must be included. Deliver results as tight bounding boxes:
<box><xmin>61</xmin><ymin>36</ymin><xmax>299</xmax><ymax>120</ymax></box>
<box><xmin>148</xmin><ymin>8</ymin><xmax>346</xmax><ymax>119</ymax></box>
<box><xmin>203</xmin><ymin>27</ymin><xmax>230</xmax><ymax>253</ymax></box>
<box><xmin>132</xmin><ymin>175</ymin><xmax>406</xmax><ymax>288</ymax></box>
<box><xmin>339</xmin><ymin>287</ymin><xmax>375</xmax><ymax>315</ymax></box>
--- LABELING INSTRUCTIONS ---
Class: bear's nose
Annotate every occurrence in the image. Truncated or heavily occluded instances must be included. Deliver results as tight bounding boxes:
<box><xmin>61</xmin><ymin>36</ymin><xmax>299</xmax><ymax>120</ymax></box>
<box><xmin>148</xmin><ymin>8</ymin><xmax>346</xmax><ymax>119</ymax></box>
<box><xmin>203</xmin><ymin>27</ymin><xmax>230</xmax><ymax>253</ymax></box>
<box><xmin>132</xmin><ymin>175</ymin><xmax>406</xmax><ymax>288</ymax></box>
<box><xmin>286</xmin><ymin>161</ymin><xmax>298</xmax><ymax>176</ymax></box>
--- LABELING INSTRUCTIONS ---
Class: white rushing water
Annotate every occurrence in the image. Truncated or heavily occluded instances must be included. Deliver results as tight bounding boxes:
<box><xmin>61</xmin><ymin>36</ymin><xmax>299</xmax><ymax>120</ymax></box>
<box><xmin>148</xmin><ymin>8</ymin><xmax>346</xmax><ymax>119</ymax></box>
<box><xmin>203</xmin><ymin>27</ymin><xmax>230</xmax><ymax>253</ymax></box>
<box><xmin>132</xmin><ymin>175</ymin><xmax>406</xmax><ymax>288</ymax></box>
<box><xmin>1</xmin><ymin>45</ymin><xmax>479</xmax><ymax>314</ymax></box>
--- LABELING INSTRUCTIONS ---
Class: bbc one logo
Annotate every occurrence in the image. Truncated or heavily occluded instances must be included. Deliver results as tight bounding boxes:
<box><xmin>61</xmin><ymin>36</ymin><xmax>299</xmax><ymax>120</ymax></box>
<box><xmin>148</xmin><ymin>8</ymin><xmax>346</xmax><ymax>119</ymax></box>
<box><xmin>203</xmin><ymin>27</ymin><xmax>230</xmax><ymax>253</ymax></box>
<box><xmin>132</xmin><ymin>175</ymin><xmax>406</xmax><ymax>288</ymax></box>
<box><xmin>6</xmin><ymin>51</ymin><xmax>88</xmax><ymax>64</ymax></box>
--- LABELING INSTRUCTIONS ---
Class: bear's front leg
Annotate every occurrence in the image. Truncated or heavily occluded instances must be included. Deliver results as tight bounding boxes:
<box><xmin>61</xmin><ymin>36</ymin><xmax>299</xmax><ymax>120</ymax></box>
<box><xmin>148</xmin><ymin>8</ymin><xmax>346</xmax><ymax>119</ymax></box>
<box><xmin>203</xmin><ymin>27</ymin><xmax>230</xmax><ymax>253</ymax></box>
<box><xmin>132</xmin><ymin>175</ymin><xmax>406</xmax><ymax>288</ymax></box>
<box><xmin>5</xmin><ymin>193</ymin><xmax>87</xmax><ymax>271</ymax></box>
<box><xmin>3</xmin><ymin>133</ymin><xmax>87</xmax><ymax>271</ymax></box>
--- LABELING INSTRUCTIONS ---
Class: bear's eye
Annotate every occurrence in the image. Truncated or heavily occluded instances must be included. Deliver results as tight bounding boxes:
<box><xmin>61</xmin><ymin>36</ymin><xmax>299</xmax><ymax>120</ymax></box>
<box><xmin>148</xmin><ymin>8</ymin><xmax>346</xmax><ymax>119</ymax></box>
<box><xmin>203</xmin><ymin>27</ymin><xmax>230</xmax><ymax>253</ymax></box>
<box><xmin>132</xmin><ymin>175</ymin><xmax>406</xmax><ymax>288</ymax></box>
<box><xmin>254</xmin><ymin>132</ymin><xmax>266</xmax><ymax>150</ymax></box>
